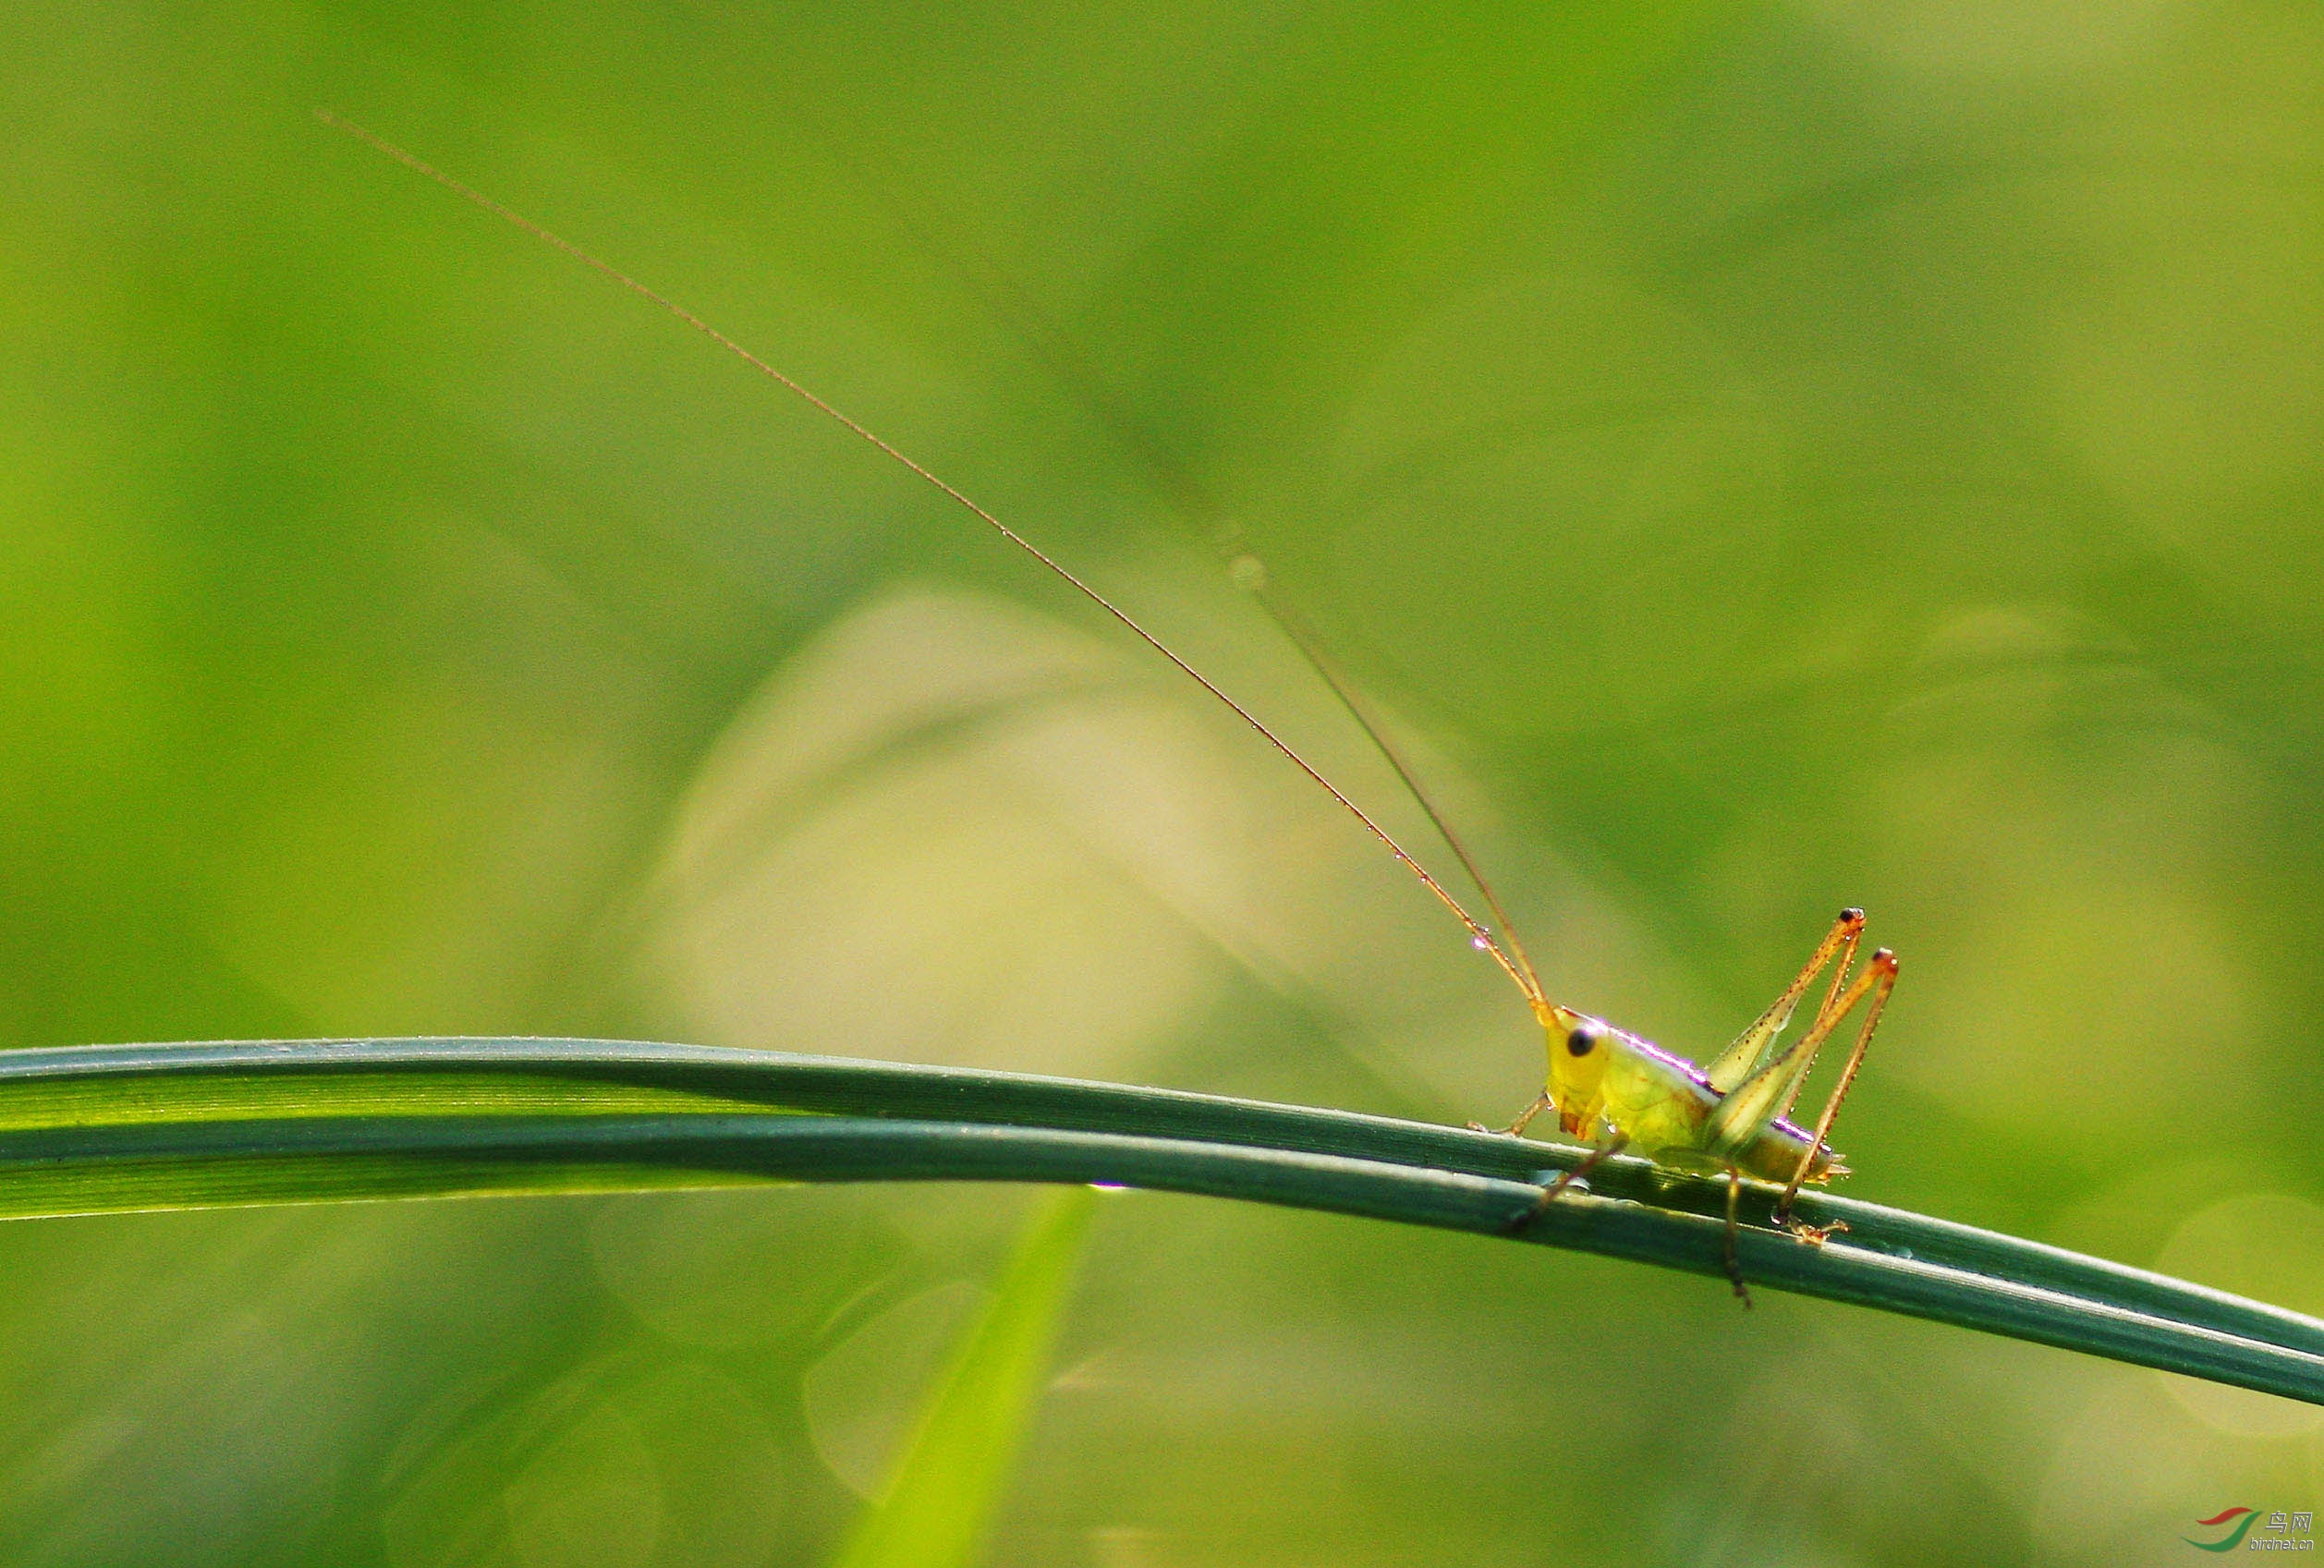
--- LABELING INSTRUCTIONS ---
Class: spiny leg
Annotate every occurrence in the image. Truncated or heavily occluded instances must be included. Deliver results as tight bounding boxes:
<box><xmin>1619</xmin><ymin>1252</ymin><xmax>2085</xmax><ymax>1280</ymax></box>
<box><xmin>1811</xmin><ymin>918</ymin><xmax>1865</xmax><ymax>1026</ymax></box>
<box><xmin>1724</xmin><ymin>1166</ymin><xmax>1752</xmax><ymax>1307</ymax></box>
<box><xmin>1778</xmin><ymin>947</ymin><xmax>1899</xmax><ymax>1225</ymax></box>
<box><xmin>1706</xmin><ymin>908</ymin><xmax>1867</xmax><ymax>1094</ymax></box>
<box><xmin>1781</xmin><ymin>918</ymin><xmax>1866</xmax><ymax>1120</ymax></box>
<box><xmin>1469</xmin><ymin>1089</ymin><xmax>1554</xmax><ymax>1138</ymax></box>
<box><xmin>1703</xmin><ymin>931</ymin><xmax>1892</xmax><ymax>1168</ymax></box>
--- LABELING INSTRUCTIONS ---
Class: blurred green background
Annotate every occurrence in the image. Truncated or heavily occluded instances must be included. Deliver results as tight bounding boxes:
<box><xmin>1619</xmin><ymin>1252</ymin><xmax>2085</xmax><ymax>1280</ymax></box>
<box><xmin>4</xmin><ymin>0</ymin><xmax>2322</xmax><ymax>1562</ymax></box>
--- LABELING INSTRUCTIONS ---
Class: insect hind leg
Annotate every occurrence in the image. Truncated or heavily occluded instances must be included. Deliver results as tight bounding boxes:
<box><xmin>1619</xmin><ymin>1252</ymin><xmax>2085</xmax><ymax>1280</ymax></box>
<box><xmin>1706</xmin><ymin>908</ymin><xmax>1866</xmax><ymax>1095</ymax></box>
<box><xmin>1530</xmin><ymin>1129</ymin><xmax>1629</xmax><ymax>1212</ymax></box>
<box><xmin>1776</xmin><ymin>947</ymin><xmax>1899</xmax><ymax>1224</ymax></box>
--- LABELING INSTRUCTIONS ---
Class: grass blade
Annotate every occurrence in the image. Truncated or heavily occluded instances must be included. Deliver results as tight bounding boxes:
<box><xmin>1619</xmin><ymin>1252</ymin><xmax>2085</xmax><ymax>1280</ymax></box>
<box><xmin>1</xmin><ymin>1038</ymin><xmax>2318</xmax><ymax>1405</ymax></box>
<box><xmin>828</xmin><ymin>1186</ymin><xmax>1096</xmax><ymax>1568</ymax></box>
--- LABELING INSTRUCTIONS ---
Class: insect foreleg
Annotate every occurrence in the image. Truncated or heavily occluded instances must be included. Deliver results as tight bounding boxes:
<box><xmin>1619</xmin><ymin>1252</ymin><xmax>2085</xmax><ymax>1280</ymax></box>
<box><xmin>1471</xmin><ymin>1089</ymin><xmax>1554</xmax><ymax>1138</ymax></box>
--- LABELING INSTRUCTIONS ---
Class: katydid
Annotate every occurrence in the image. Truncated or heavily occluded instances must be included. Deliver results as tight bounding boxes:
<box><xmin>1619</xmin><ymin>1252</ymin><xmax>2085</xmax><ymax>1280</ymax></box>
<box><xmin>322</xmin><ymin>112</ymin><xmax>1899</xmax><ymax>1300</ymax></box>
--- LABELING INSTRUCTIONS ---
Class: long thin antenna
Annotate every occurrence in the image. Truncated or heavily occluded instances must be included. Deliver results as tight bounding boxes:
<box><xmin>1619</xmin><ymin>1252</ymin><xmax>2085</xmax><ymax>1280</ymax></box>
<box><xmin>319</xmin><ymin>110</ymin><xmax>1539</xmax><ymax>1002</ymax></box>
<box><xmin>1227</xmin><ymin>549</ymin><xmax>1548</xmax><ymax>1010</ymax></box>
<box><xmin>802</xmin><ymin>138</ymin><xmax>1551</xmax><ymax>1013</ymax></box>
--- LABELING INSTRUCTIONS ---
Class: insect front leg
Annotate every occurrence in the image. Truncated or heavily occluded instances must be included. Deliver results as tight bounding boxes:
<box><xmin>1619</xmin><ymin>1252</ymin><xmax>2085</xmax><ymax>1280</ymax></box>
<box><xmin>1470</xmin><ymin>1089</ymin><xmax>1555</xmax><ymax>1138</ymax></box>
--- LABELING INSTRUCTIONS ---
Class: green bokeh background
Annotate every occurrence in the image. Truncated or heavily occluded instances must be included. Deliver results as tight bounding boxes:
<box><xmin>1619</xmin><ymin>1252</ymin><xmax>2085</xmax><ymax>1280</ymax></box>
<box><xmin>5</xmin><ymin>0</ymin><xmax>2322</xmax><ymax>1562</ymax></box>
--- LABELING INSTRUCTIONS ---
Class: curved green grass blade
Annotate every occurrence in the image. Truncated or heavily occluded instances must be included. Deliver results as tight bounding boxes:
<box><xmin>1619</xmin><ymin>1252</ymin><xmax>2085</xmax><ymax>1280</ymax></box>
<box><xmin>829</xmin><ymin>1186</ymin><xmax>1096</xmax><ymax>1568</ymax></box>
<box><xmin>1</xmin><ymin>1038</ymin><xmax>2318</xmax><ymax>1406</ymax></box>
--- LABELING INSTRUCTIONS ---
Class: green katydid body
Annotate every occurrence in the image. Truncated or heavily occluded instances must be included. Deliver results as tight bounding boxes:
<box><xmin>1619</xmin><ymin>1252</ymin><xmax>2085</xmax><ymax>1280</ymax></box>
<box><xmin>1518</xmin><ymin>908</ymin><xmax>1899</xmax><ymax>1216</ymax></box>
<box><xmin>1539</xmin><ymin>1004</ymin><xmax>1840</xmax><ymax>1185</ymax></box>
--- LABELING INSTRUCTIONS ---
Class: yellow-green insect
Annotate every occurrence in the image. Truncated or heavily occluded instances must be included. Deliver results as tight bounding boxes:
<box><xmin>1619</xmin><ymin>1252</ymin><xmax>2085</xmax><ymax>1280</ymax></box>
<box><xmin>1232</xmin><ymin>560</ymin><xmax>1900</xmax><ymax>1299</ymax></box>
<box><xmin>1507</xmin><ymin>908</ymin><xmax>1896</xmax><ymax>1297</ymax></box>
<box><xmin>1224</xmin><ymin>555</ymin><xmax>1900</xmax><ymax>1297</ymax></box>
<box><xmin>324</xmin><ymin>112</ymin><xmax>1899</xmax><ymax>1298</ymax></box>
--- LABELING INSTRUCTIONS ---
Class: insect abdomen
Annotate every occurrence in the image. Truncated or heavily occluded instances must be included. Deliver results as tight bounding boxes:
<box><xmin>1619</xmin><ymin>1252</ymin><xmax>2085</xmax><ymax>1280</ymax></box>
<box><xmin>1599</xmin><ymin>1034</ymin><xmax>1841</xmax><ymax>1184</ymax></box>
<box><xmin>1736</xmin><ymin>1116</ymin><xmax>1841</xmax><ymax>1185</ymax></box>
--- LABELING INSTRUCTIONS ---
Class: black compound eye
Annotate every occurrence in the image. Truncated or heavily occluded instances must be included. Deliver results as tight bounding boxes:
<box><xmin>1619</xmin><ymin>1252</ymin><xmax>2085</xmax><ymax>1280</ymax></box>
<box><xmin>1565</xmin><ymin>1026</ymin><xmax>1600</xmax><ymax>1057</ymax></box>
